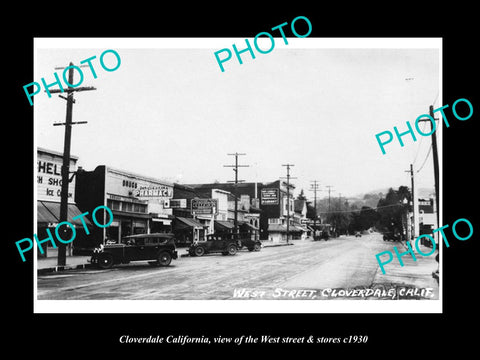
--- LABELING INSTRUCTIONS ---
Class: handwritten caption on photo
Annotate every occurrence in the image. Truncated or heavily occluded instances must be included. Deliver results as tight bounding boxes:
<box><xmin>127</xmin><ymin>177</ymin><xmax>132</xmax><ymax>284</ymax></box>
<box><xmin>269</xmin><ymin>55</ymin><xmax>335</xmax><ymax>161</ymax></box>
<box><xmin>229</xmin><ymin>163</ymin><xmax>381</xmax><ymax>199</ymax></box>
<box><xmin>232</xmin><ymin>286</ymin><xmax>434</xmax><ymax>299</ymax></box>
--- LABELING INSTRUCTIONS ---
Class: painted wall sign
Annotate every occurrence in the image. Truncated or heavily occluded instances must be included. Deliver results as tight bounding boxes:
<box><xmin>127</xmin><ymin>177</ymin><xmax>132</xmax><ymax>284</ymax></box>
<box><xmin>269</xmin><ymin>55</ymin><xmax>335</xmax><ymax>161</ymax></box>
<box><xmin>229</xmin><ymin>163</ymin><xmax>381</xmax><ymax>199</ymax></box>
<box><xmin>37</xmin><ymin>155</ymin><xmax>76</xmax><ymax>203</ymax></box>
<box><xmin>191</xmin><ymin>198</ymin><xmax>218</xmax><ymax>214</ymax></box>
<box><xmin>261</xmin><ymin>188</ymin><xmax>279</xmax><ymax>205</ymax></box>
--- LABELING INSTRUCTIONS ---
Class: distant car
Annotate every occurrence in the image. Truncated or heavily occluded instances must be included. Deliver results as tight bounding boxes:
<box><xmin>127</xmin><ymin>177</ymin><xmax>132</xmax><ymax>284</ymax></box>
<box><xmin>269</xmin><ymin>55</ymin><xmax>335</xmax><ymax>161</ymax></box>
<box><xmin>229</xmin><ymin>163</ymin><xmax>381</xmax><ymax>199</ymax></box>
<box><xmin>382</xmin><ymin>232</ymin><xmax>400</xmax><ymax>242</ymax></box>
<box><xmin>189</xmin><ymin>233</ymin><xmax>238</xmax><ymax>257</ymax></box>
<box><xmin>355</xmin><ymin>231</ymin><xmax>362</xmax><ymax>237</ymax></box>
<box><xmin>91</xmin><ymin>233</ymin><xmax>178</xmax><ymax>269</ymax></box>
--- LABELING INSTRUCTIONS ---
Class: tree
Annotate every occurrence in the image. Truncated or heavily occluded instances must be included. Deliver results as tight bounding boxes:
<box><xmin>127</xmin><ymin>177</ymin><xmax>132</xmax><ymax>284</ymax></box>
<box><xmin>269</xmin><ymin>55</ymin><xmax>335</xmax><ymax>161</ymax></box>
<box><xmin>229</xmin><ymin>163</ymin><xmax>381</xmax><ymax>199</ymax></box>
<box><xmin>327</xmin><ymin>200</ymin><xmax>352</xmax><ymax>236</ymax></box>
<box><xmin>306</xmin><ymin>201</ymin><xmax>317</xmax><ymax>220</ymax></box>
<box><xmin>376</xmin><ymin>186</ymin><xmax>411</xmax><ymax>237</ymax></box>
<box><xmin>358</xmin><ymin>206</ymin><xmax>378</xmax><ymax>230</ymax></box>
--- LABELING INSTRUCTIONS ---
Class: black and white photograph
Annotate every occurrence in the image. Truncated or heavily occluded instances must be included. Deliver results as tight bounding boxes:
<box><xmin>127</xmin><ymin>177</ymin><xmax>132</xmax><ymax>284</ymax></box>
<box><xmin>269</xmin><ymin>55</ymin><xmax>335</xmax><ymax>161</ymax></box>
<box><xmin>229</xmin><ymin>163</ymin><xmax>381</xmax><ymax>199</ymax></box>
<box><xmin>32</xmin><ymin>38</ymin><xmax>442</xmax><ymax>313</ymax></box>
<box><xmin>8</xmin><ymin>6</ymin><xmax>479</xmax><ymax>354</ymax></box>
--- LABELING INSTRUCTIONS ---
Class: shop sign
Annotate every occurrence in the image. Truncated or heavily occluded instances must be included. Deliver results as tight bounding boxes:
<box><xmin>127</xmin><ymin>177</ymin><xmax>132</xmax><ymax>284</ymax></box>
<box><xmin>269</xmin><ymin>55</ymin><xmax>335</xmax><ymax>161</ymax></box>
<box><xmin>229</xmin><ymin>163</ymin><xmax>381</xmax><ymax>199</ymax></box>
<box><xmin>37</xmin><ymin>157</ymin><xmax>76</xmax><ymax>203</ymax></box>
<box><xmin>191</xmin><ymin>199</ymin><xmax>218</xmax><ymax>214</ymax></box>
<box><xmin>165</xmin><ymin>199</ymin><xmax>187</xmax><ymax>209</ymax></box>
<box><xmin>261</xmin><ymin>188</ymin><xmax>279</xmax><ymax>205</ymax></box>
<box><xmin>133</xmin><ymin>185</ymin><xmax>173</xmax><ymax>198</ymax></box>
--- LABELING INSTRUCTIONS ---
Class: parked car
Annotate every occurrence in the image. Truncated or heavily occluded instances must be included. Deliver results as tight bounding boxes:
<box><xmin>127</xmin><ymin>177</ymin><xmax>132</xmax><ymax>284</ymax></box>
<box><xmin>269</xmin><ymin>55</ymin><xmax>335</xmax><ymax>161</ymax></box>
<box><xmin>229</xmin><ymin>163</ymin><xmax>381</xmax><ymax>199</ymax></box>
<box><xmin>91</xmin><ymin>233</ymin><xmax>178</xmax><ymax>269</ymax></box>
<box><xmin>382</xmin><ymin>232</ymin><xmax>400</xmax><ymax>242</ymax></box>
<box><xmin>355</xmin><ymin>231</ymin><xmax>362</xmax><ymax>237</ymax></box>
<box><xmin>188</xmin><ymin>233</ymin><xmax>238</xmax><ymax>257</ymax></box>
<box><xmin>224</xmin><ymin>232</ymin><xmax>261</xmax><ymax>252</ymax></box>
<box><xmin>238</xmin><ymin>236</ymin><xmax>262</xmax><ymax>252</ymax></box>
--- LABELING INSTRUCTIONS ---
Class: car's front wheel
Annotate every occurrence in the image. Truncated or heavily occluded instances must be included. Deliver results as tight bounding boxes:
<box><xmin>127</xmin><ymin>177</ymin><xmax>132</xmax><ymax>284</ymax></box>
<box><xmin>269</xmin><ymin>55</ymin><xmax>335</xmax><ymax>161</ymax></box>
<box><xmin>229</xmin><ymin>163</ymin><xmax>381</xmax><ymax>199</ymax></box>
<box><xmin>157</xmin><ymin>251</ymin><xmax>172</xmax><ymax>266</ymax></box>
<box><xmin>194</xmin><ymin>246</ymin><xmax>205</xmax><ymax>257</ymax></box>
<box><xmin>97</xmin><ymin>253</ymin><xmax>114</xmax><ymax>269</ymax></box>
<box><xmin>227</xmin><ymin>244</ymin><xmax>237</xmax><ymax>255</ymax></box>
<box><xmin>254</xmin><ymin>242</ymin><xmax>261</xmax><ymax>251</ymax></box>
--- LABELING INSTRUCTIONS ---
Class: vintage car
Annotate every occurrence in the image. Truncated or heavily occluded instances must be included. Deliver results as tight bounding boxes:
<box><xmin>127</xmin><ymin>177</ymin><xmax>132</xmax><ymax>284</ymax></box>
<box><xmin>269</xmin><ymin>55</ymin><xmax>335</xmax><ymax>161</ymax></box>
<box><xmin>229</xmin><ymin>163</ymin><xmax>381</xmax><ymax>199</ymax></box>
<box><xmin>91</xmin><ymin>233</ymin><xmax>178</xmax><ymax>269</ymax></box>
<box><xmin>188</xmin><ymin>233</ymin><xmax>238</xmax><ymax>257</ymax></box>
<box><xmin>229</xmin><ymin>233</ymin><xmax>262</xmax><ymax>252</ymax></box>
<box><xmin>382</xmin><ymin>231</ymin><xmax>400</xmax><ymax>242</ymax></box>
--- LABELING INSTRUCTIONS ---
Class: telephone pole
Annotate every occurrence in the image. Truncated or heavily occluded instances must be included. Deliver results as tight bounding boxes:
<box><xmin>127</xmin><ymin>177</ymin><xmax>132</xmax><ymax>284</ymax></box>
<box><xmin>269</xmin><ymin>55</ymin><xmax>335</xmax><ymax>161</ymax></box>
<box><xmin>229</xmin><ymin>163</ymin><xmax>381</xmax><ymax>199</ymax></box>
<box><xmin>281</xmin><ymin>164</ymin><xmax>296</xmax><ymax>244</ymax></box>
<box><xmin>325</xmin><ymin>185</ymin><xmax>334</xmax><ymax>213</ymax></box>
<box><xmin>50</xmin><ymin>63</ymin><xmax>96</xmax><ymax>266</ymax></box>
<box><xmin>418</xmin><ymin>106</ymin><xmax>440</xmax><ymax>242</ymax></box>
<box><xmin>405</xmin><ymin>164</ymin><xmax>419</xmax><ymax>243</ymax></box>
<box><xmin>309</xmin><ymin>180</ymin><xmax>320</xmax><ymax>239</ymax></box>
<box><xmin>224</xmin><ymin>153</ymin><xmax>249</xmax><ymax>234</ymax></box>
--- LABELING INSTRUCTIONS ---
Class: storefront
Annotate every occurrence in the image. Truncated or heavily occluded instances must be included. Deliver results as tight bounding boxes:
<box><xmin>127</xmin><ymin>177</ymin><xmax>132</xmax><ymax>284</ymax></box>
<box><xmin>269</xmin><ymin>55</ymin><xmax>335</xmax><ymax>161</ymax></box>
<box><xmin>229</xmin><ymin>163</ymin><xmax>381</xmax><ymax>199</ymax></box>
<box><xmin>75</xmin><ymin>165</ymin><xmax>174</xmax><ymax>247</ymax></box>
<box><xmin>37</xmin><ymin>147</ymin><xmax>92</xmax><ymax>257</ymax></box>
<box><xmin>173</xmin><ymin>216</ymin><xmax>207</xmax><ymax>246</ymax></box>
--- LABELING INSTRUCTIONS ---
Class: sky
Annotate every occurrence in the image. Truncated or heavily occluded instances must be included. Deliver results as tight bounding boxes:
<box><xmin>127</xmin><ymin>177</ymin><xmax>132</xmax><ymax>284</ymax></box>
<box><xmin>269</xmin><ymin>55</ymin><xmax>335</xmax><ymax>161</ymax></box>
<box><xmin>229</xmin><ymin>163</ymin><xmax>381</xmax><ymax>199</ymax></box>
<box><xmin>34</xmin><ymin>38</ymin><xmax>440</xmax><ymax>201</ymax></box>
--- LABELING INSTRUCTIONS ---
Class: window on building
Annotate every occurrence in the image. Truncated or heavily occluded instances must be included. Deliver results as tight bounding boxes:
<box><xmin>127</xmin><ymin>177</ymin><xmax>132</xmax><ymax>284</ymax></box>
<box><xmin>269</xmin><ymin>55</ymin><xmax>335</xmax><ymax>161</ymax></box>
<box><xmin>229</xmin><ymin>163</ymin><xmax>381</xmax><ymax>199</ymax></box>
<box><xmin>133</xmin><ymin>203</ymin><xmax>147</xmax><ymax>213</ymax></box>
<box><xmin>123</xmin><ymin>202</ymin><xmax>133</xmax><ymax>212</ymax></box>
<box><xmin>107</xmin><ymin>199</ymin><xmax>121</xmax><ymax>210</ymax></box>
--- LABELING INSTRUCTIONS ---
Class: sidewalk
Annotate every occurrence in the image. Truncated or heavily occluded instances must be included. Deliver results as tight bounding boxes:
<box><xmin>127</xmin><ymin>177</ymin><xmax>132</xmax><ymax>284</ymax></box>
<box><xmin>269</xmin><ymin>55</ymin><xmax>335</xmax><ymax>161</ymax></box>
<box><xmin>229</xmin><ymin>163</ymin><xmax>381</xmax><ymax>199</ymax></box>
<box><xmin>371</xmin><ymin>240</ymin><xmax>439</xmax><ymax>299</ymax></box>
<box><xmin>37</xmin><ymin>255</ymin><xmax>92</xmax><ymax>274</ymax></box>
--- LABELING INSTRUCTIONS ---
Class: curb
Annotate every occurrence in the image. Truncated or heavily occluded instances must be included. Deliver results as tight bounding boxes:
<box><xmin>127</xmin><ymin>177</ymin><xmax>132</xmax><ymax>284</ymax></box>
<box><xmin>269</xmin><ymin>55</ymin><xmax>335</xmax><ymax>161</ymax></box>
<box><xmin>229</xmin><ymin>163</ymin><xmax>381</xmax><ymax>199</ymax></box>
<box><xmin>262</xmin><ymin>242</ymin><xmax>294</xmax><ymax>248</ymax></box>
<box><xmin>37</xmin><ymin>263</ymin><xmax>93</xmax><ymax>275</ymax></box>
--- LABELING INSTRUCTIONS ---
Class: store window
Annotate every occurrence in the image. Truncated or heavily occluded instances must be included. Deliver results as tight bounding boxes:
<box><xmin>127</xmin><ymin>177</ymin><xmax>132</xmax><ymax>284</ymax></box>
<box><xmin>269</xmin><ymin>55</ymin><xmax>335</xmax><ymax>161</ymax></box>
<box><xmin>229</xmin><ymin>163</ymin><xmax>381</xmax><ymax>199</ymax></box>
<box><xmin>107</xmin><ymin>199</ymin><xmax>121</xmax><ymax>210</ymax></box>
<box><xmin>123</xmin><ymin>202</ymin><xmax>133</xmax><ymax>212</ymax></box>
<box><xmin>133</xmin><ymin>203</ymin><xmax>147</xmax><ymax>213</ymax></box>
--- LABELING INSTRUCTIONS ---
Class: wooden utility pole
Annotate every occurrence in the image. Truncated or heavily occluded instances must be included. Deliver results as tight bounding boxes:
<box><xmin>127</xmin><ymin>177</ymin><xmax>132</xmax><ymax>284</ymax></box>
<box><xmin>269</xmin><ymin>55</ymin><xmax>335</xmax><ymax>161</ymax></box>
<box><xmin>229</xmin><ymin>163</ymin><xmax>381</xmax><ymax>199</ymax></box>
<box><xmin>405</xmin><ymin>164</ymin><xmax>418</xmax><ymax>243</ymax></box>
<box><xmin>309</xmin><ymin>180</ymin><xmax>319</xmax><ymax>239</ymax></box>
<box><xmin>50</xmin><ymin>63</ymin><xmax>96</xmax><ymax>266</ymax></box>
<box><xmin>281</xmin><ymin>164</ymin><xmax>296</xmax><ymax>244</ymax></box>
<box><xmin>429</xmin><ymin>105</ymin><xmax>440</xmax><ymax>231</ymax></box>
<box><xmin>418</xmin><ymin>106</ymin><xmax>440</xmax><ymax>243</ymax></box>
<box><xmin>224</xmin><ymin>153</ymin><xmax>249</xmax><ymax>234</ymax></box>
<box><xmin>325</xmin><ymin>185</ymin><xmax>334</xmax><ymax>213</ymax></box>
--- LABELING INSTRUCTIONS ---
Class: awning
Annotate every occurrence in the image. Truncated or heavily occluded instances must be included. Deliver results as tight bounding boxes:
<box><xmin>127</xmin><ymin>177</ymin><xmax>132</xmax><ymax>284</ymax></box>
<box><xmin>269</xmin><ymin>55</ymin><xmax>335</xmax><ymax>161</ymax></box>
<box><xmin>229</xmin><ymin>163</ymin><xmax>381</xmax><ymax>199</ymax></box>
<box><xmin>290</xmin><ymin>225</ymin><xmax>304</xmax><ymax>233</ymax></box>
<box><xmin>152</xmin><ymin>218</ymin><xmax>172</xmax><ymax>225</ymax></box>
<box><xmin>37</xmin><ymin>201</ymin><xmax>92</xmax><ymax>227</ymax></box>
<box><xmin>267</xmin><ymin>224</ymin><xmax>303</xmax><ymax>233</ymax></box>
<box><xmin>296</xmin><ymin>225</ymin><xmax>309</xmax><ymax>232</ymax></box>
<box><xmin>174</xmin><ymin>216</ymin><xmax>207</xmax><ymax>230</ymax></box>
<box><xmin>239</xmin><ymin>222</ymin><xmax>259</xmax><ymax>231</ymax></box>
<box><xmin>214</xmin><ymin>220</ymin><xmax>235</xmax><ymax>231</ymax></box>
<box><xmin>268</xmin><ymin>224</ymin><xmax>288</xmax><ymax>232</ymax></box>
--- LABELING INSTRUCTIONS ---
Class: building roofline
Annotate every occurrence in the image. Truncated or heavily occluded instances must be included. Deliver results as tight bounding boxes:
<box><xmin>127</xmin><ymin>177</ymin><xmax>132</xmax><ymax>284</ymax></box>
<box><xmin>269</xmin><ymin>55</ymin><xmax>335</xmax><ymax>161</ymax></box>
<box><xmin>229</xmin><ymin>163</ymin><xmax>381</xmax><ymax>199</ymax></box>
<box><xmin>37</xmin><ymin>147</ymin><xmax>79</xmax><ymax>161</ymax></box>
<box><xmin>102</xmin><ymin>165</ymin><xmax>174</xmax><ymax>186</ymax></box>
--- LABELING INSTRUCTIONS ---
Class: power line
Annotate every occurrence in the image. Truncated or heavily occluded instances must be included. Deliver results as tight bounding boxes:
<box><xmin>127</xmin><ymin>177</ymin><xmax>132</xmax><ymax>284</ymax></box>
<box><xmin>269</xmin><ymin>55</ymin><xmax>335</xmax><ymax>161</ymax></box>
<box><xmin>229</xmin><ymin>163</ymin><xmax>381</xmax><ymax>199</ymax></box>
<box><xmin>416</xmin><ymin>144</ymin><xmax>432</xmax><ymax>173</ymax></box>
<box><xmin>280</xmin><ymin>164</ymin><xmax>296</xmax><ymax>244</ymax></box>
<box><xmin>412</xmin><ymin>120</ymin><xmax>428</xmax><ymax>165</ymax></box>
<box><xmin>316</xmin><ymin>202</ymin><xmax>408</xmax><ymax>215</ymax></box>
<box><xmin>223</xmin><ymin>153</ymin><xmax>249</xmax><ymax>233</ymax></box>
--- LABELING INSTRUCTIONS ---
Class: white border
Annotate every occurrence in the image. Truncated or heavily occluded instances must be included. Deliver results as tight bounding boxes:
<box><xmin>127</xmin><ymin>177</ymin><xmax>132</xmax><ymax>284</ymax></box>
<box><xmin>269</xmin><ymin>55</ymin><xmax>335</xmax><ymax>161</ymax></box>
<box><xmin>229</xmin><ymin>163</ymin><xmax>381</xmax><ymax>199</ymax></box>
<box><xmin>33</xmin><ymin>37</ymin><xmax>442</xmax><ymax>314</ymax></box>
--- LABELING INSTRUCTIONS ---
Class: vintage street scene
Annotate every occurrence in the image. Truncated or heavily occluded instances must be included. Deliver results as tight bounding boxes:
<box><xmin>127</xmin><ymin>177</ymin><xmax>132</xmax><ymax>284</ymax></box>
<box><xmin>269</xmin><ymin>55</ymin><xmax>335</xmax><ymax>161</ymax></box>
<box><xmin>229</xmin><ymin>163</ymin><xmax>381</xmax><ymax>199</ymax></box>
<box><xmin>34</xmin><ymin>39</ymin><xmax>441</xmax><ymax>310</ymax></box>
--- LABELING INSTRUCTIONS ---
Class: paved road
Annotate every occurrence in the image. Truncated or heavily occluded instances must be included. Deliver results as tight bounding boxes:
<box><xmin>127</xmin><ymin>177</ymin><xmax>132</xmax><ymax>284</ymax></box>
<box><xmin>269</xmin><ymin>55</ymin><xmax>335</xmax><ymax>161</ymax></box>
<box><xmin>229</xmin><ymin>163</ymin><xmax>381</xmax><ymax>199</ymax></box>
<box><xmin>37</xmin><ymin>233</ymin><xmax>437</xmax><ymax>300</ymax></box>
